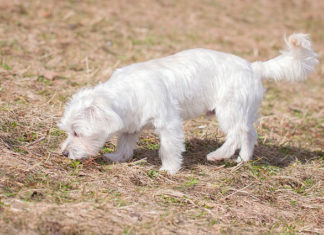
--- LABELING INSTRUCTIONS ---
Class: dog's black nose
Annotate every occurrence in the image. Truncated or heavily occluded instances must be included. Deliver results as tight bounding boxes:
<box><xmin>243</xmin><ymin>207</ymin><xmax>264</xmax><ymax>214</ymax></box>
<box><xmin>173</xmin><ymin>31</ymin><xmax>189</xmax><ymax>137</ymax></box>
<box><xmin>62</xmin><ymin>150</ymin><xmax>69</xmax><ymax>157</ymax></box>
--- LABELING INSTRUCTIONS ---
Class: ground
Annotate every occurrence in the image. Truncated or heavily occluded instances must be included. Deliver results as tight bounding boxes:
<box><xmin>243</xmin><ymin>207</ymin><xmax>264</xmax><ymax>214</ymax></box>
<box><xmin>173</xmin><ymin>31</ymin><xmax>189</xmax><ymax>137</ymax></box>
<box><xmin>0</xmin><ymin>0</ymin><xmax>323</xmax><ymax>234</ymax></box>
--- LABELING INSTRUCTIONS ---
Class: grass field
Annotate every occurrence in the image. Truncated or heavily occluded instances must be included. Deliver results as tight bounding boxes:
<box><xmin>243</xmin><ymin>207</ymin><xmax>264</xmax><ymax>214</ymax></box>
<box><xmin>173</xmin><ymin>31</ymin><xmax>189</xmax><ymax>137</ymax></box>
<box><xmin>0</xmin><ymin>0</ymin><xmax>323</xmax><ymax>234</ymax></box>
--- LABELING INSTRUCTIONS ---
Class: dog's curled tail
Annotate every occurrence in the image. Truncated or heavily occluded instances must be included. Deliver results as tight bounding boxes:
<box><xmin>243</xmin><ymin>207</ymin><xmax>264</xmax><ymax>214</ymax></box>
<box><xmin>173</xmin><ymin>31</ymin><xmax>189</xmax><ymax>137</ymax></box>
<box><xmin>252</xmin><ymin>33</ymin><xmax>318</xmax><ymax>82</ymax></box>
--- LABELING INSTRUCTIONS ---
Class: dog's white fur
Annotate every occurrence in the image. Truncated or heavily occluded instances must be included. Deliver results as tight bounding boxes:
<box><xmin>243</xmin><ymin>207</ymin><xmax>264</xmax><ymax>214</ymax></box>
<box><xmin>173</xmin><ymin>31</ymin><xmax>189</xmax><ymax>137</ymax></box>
<box><xmin>58</xmin><ymin>33</ymin><xmax>318</xmax><ymax>174</ymax></box>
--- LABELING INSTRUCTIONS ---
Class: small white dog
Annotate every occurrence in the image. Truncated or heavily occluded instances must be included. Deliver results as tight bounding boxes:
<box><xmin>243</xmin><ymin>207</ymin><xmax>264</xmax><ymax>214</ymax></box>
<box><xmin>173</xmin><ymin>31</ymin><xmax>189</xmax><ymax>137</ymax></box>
<box><xmin>58</xmin><ymin>33</ymin><xmax>318</xmax><ymax>174</ymax></box>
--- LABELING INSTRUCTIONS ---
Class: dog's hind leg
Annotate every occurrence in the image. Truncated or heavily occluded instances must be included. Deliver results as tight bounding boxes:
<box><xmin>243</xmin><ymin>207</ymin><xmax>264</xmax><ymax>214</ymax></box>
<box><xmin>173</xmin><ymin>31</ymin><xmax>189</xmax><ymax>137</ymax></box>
<box><xmin>206</xmin><ymin>129</ymin><xmax>240</xmax><ymax>161</ymax></box>
<box><xmin>236</xmin><ymin>126</ymin><xmax>257</xmax><ymax>162</ymax></box>
<box><xmin>206</xmin><ymin>105</ymin><xmax>241</xmax><ymax>161</ymax></box>
<box><xmin>104</xmin><ymin>132</ymin><xmax>139</xmax><ymax>162</ymax></box>
<box><xmin>157</xmin><ymin>119</ymin><xmax>185</xmax><ymax>175</ymax></box>
<box><xmin>207</xmin><ymin>125</ymin><xmax>257</xmax><ymax>162</ymax></box>
<box><xmin>207</xmin><ymin>101</ymin><xmax>258</xmax><ymax>162</ymax></box>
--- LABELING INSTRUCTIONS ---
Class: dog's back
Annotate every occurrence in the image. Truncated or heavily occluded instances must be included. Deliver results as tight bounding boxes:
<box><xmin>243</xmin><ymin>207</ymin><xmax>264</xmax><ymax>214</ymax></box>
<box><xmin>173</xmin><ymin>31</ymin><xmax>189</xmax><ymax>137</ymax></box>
<box><xmin>108</xmin><ymin>48</ymin><xmax>257</xmax><ymax>120</ymax></box>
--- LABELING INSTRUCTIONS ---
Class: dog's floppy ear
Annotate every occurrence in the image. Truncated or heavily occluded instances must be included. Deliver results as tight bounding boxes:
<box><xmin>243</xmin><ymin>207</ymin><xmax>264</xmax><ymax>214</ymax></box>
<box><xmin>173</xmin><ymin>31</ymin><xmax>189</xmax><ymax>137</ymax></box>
<box><xmin>102</xmin><ymin>108</ymin><xmax>124</xmax><ymax>134</ymax></box>
<box><xmin>83</xmin><ymin>106</ymin><xmax>98</xmax><ymax>121</ymax></box>
<box><xmin>83</xmin><ymin>104</ymin><xmax>123</xmax><ymax>135</ymax></box>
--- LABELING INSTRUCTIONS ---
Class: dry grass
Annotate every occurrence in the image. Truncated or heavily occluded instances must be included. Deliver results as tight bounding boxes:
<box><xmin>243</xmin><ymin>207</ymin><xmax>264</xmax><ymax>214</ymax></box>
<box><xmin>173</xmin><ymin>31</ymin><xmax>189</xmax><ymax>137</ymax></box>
<box><xmin>0</xmin><ymin>0</ymin><xmax>323</xmax><ymax>234</ymax></box>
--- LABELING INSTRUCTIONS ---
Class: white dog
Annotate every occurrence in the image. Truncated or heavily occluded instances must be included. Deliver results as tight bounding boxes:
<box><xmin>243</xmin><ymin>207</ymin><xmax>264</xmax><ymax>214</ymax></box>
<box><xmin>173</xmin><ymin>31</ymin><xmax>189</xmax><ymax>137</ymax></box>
<box><xmin>58</xmin><ymin>33</ymin><xmax>318</xmax><ymax>174</ymax></box>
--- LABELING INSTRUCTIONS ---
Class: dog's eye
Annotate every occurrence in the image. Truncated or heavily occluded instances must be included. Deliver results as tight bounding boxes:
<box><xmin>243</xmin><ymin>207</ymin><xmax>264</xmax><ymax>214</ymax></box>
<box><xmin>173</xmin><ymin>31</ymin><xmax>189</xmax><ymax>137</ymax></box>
<box><xmin>73</xmin><ymin>131</ymin><xmax>78</xmax><ymax>137</ymax></box>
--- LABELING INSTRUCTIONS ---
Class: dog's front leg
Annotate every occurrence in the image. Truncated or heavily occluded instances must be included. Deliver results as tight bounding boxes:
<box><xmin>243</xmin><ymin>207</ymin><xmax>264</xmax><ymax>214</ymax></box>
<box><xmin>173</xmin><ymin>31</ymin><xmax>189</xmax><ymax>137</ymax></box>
<box><xmin>157</xmin><ymin>120</ymin><xmax>185</xmax><ymax>175</ymax></box>
<box><xmin>104</xmin><ymin>132</ymin><xmax>139</xmax><ymax>162</ymax></box>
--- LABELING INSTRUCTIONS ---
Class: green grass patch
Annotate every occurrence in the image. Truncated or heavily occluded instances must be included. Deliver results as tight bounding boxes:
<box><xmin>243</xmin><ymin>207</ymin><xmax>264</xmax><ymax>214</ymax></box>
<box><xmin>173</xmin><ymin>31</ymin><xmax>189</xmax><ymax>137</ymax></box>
<box><xmin>3</xmin><ymin>63</ymin><xmax>11</xmax><ymax>70</ymax></box>
<box><xmin>147</xmin><ymin>169</ymin><xmax>159</xmax><ymax>179</ymax></box>
<box><xmin>248</xmin><ymin>164</ymin><xmax>281</xmax><ymax>180</ymax></box>
<box><xmin>140</xmin><ymin>138</ymin><xmax>160</xmax><ymax>150</ymax></box>
<box><xmin>37</xmin><ymin>75</ymin><xmax>51</xmax><ymax>86</ymax></box>
<box><xmin>49</xmin><ymin>127</ymin><xmax>65</xmax><ymax>137</ymax></box>
<box><xmin>183</xmin><ymin>176</ymin><xmax>199</xmax><ymax>188</ymax></box>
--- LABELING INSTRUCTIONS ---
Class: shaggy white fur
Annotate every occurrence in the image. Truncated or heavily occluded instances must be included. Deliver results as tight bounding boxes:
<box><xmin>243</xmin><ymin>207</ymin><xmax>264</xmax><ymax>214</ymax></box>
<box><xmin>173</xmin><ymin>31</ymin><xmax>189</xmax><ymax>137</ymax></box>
<box><xmin>58</xmin><ymin>33</ymin><xmax>318</xmax><ymax>174</ymax></box>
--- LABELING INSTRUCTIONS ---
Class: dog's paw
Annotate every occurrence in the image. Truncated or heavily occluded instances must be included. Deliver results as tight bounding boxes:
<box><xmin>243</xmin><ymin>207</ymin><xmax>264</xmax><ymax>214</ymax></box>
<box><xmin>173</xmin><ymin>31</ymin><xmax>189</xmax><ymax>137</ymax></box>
<box><xmin>234</xmin><ymin>156</ymin><xmax>243</xmax><ymax>163</ymax></box>
<box><xmin>234</xmin><ymin>155</ymin><xmax>250</xmax><ymax>163</ymax></box>
<box><xmin>206</xmin><ymin>152</ymin><xmax>225</xmax><ymax>161</ymax></box>
<box><xmin>159</xmin><ymin>166</ymin><xmax>180</xmax><ymax>175</ymax></box>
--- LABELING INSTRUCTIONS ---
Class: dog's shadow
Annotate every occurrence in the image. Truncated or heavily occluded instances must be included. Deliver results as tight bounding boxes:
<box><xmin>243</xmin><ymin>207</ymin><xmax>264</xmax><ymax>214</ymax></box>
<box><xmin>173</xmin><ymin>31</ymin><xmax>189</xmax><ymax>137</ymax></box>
<box><xmin>128</xmin><ymin>138</ymin><xmax>323</xmax><ymax>169</ymax></box>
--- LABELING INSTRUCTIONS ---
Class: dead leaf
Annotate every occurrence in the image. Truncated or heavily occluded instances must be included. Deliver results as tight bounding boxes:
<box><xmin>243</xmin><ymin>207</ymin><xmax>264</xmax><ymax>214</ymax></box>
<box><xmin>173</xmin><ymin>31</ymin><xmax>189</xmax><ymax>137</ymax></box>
<box><xmin>42</xmin><ymin>70</ymin><xmax>59</xmax><ymax>80</ymax></box>
<box><xmin>38</xmin><ymin>10</ymin><xmax>52</xmax><ymax>18</ymax></box>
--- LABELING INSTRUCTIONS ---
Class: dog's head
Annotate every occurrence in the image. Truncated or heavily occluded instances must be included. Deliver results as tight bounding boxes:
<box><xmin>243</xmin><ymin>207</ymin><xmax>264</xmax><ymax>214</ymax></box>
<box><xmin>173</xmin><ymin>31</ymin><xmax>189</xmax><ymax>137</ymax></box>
<box><xmin>58</xmin><ymin>88</ymin><xmax>123</xmax><ymax>160</ymax></box>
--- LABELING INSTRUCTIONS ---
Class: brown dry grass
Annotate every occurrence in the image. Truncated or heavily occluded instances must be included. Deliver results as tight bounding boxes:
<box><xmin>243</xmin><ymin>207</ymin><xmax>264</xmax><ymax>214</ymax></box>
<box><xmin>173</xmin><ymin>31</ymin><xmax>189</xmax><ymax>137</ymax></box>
<box><xmin>0</xmin><ymin>0</ymin><xmax>323</xmax><ymax>234</ymax></box>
